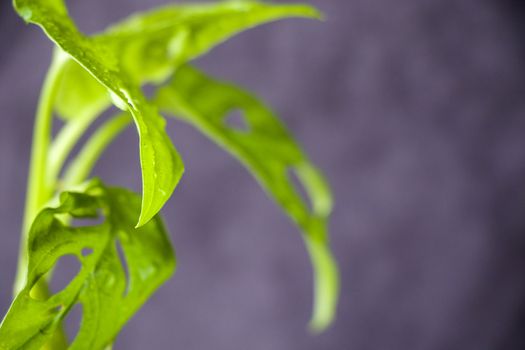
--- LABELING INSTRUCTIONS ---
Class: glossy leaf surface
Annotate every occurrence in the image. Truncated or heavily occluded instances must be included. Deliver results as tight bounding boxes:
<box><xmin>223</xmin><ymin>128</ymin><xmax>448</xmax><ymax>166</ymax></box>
<box><xmin>14</xmin><ymin>0</ymin><xmax>184</xmax><ymax>226</ymax></box>
<box><xmin>43</xmin><ymin>0</ymin><xmax>320</xmax><ymax>225</ymax></box>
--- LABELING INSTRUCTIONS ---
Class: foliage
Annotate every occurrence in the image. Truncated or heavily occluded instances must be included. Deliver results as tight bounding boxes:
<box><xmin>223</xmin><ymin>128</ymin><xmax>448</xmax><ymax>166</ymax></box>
<box><xmin>0</xmin><ymin>181</ymin><xmax>175</xmax><ymax>349</ymax></box>
<box><xmin>1</xmin><ymin>0</ymin><xmax>339</xmax><ymax>348</ymax></box>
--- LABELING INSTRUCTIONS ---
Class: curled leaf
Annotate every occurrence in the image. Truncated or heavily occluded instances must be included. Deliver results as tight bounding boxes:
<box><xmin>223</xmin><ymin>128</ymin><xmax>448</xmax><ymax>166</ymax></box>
<box><xmin>14</xmin><ymin>0</ymin><xmax>184</xmax><ymax>226</ymax></box>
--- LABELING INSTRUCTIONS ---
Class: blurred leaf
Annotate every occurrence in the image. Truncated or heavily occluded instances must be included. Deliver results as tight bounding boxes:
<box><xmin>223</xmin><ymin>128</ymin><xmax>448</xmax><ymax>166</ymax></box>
<box><xmin>98</xmin><ymin>0</ymin><xmax>321</xmax><ymax>84</ymax></box>
<box><xmin>155</xmin><ymin>65</ymin><xmax>339</xmax><ymax>331</ymax></box>
<box><xmin>0</xmin><ymin>180</ymin><xmax>175</xmax><ymax>349</ymax></box>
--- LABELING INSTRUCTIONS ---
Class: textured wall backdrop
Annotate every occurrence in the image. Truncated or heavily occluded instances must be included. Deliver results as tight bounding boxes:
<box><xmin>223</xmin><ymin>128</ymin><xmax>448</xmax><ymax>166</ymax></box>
<box><xmin>1</xmin><ymin>0</ymin><xmax>525</xmax><ymax>349</ymax></box>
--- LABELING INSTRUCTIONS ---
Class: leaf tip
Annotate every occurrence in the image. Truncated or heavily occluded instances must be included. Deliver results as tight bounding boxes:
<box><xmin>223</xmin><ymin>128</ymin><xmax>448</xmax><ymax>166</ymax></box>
<box><xmin>136</xmin><ymin>195</ymin><xmax>160</xmax><ymax>228</ymax></box>
<box><xmin>311</xmin><ymin>8</ymin><xmax>326</xmax><ymax>21</ymax></box>
<box><xmin>295</xmin><ymin>5</ymin><xmax>325</xmax><ymax>22</ymax></box>
<box><xmin>308</xmin><ymin>317</ymin><xmax>330</xmax><ymax>334</ymax></box>
<box><xmin>307</xmin><ymin>272</ymin><xmax>339</xmax><ymax>334</ymax></box>
<box><xmin>307</xmin><ymin>288</ymin><xmax>339</xmax><ymax>334</ymax></box>
<box><xmin>135</xmin><ymin>210</ymin><xmax>153</xmax><ymax>229</ymax></box>
<box><xmin>305</xmin><ymin>235</ymin><xmax>340</xmax><ymax>334</ymax></box>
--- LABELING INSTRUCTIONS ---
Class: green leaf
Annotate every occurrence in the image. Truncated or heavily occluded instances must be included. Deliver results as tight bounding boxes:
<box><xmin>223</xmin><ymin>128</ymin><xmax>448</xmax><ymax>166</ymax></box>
<box><xmin>53</xmin><ymin>58</ymin><xmax>109</xmax><ymax>121</ymax></box>
<box><xmin>0</xmin><ymin>180</ymin><xmax>175</xmax><ymax>349</ymax></box>
<box><xmin>14</xmin><ymin>0</ymin><xmax>184</xmax><ymax>226</ymax></box>
<box><xmin>98</xmin><ymin>0</ymin><xmax>322</xmax><ymax>84</ymax></box>
<box><xmin>155</xmin><ymin>65</ymin><xmax>339</xmax><ymax>331</ymax></box>
<box><xmin>52</xmin><ymin>0</ymin><xmax>321</xmax><ymax>120</ymax></box>
<box><xmin>18</xmin><ymin>0</ymin><xmax>320</xmax><ymax>225</ymax></box>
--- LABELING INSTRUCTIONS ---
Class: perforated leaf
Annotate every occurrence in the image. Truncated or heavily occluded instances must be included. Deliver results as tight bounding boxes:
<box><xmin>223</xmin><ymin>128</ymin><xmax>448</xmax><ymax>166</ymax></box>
<box><xmin>0</xmin><ymin>180</ymin><xmax>175</xmax><ymax>349</ymax></box>
<box><xmin>155</xmin><ymin>65</ymin><xmax>339</xmax><ymax>331</ymax></box>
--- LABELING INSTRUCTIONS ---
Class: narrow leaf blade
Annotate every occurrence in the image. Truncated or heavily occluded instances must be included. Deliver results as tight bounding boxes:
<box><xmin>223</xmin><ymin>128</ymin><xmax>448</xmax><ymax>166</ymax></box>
<box><xmin>155</xmin><ymin>66</ymin><xmax>339</xmax><ymax>330</ymax></box>
<box><xmin>99</xmin><ymin>0</ymin><xmax>322</xmax><ymax>84</ymax></box>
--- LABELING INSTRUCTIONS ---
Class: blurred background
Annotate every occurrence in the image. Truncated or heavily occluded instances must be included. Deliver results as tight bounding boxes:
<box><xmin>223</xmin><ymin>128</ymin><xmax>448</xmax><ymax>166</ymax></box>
<box><xmin>2</xmin><ymin>0</ymin><xmax>525</xmax><ymax>349</ymax></box>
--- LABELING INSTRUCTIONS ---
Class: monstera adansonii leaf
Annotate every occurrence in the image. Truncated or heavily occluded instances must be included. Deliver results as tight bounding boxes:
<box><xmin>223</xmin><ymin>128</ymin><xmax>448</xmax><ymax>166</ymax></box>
<box><xmin>155</xmin><ymin>65</ymin><xmax>339</xmax><ymax>331</ymax></box>
<box><xmin>0</xmin><ymin>180</ymin><xmax>175</xmax><ymax>349</ymax></box>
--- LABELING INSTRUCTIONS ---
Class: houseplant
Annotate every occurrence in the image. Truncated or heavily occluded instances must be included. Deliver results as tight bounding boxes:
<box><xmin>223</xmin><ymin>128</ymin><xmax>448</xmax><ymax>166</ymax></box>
<box><xmin>0</xmin><ymin>0</ymin><xmax>339</xmax><ymax>348</ymax></box>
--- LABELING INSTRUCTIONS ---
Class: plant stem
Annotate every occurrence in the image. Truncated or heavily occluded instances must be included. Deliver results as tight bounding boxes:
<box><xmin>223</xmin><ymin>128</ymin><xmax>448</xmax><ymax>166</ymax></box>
<box><xmin>13</xmin><ymin>54</ymin><xmax>69</xmax><ymax>349</ymax></box>
<box><xmin>14</xmin><ymin>55</ymin><xmax>64</xmax><ymax>295</ymax></box>
<box><xmin>47</xmin><ymin>110</ymin><xmax>100</xmax><ymax>186</ymax></box>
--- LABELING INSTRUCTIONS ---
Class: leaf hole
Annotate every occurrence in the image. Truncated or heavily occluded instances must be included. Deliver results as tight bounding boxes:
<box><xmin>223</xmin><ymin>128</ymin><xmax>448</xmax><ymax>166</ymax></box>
<box><xmin>81</xmin><ymin>248</ymin><xmax>93</xmax><ymax>258</ymax></box>
<box><xmin>64</xmin><ymin>303</ymin><xmax>83</xmax><ymax>345</ymax></box>
<box><xmin>224</xmin><ymin>109</ymin><xmax>250</xmax><ymax>132</ymax></box>
<box><xmin>52</xmin><ymin>305</ymin><xmax>63</xmax><ymax>314</ymax></box>
<box><xmin>52</xmin><ymin>117</ymin><xmax>65</xmax><ymax>139</ymax></box>
<box><xmin>116</xmin><ymin>241</ymin><xmax>131</xmax><ymax>296</ymax></box>
<box><xmin>48</xmin><ymin>255</ymin><xmax>82</xmax><ymax>296</ymax></box>
<box><xmin>142</xmin><ymin>83</ymin><xmax>156</xmax><ymax>99</ymax></box>
<box><xmin>71</xmin><ymin>209</ymin><xmax>105</xmax><ymax>227</ymax></box>
<box><xmin>287</xmin><ymin>167</ymin><xmax>313</xmax><ymax>213</ymax></box>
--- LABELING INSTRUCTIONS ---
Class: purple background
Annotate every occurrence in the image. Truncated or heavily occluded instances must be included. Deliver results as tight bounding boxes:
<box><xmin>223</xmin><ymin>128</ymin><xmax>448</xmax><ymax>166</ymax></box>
<box><xmin>1</xmin><ymin>0</ymin><xmax>525</xmax><ymax>349</ymax></box>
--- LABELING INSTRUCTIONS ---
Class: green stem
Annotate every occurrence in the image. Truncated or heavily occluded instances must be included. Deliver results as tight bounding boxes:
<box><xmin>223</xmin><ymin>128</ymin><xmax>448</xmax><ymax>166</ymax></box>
<box><xmin>15</xmin><ymin>55</ymin><xmax>63</xmax><ymax>294</ymax></box>
<box><xmin>62</xmin><ymin>113</ymin><xmax>131</xmax><ymax>187</ymax></box>
<box><xmin>14</xmin><ymin>53</ymin><xmax>69</xmax><ymax>349</ymax></box>
<box><xmin>13</xmin><ymin>51</ymin><xmax>129</xmax><ymax>348</ymax></box>
<box><xmin>47</xmin><ymin>110</ymin><xmax>100</xmax><ymax>186</ymax></box>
